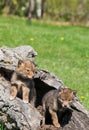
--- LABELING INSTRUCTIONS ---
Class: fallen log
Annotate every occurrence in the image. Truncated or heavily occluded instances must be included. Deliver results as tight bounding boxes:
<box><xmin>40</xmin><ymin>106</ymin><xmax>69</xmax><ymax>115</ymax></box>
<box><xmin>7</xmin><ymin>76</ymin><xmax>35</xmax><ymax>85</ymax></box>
<box><xmin>0</xmin><ymin>46</ymin><xmax>89</xmax><ymax>130</ymax></box>
<box><xmin>0</xmin><ymin>82</ymin><xmax>41</xmax><ymax>130</ymax></box>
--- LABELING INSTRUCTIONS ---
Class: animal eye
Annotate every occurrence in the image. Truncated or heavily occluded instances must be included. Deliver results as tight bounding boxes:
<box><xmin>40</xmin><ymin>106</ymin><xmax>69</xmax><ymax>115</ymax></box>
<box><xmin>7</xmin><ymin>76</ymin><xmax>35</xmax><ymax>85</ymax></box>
<box><xmin>61</xmin><ymin>98</ymin><xmax>64</xmax><ymax>101</ymax></box>
<box><xmin>26</xmin><ymin>69</ymin><xmax>30</xmax><ymax>72</ymax></box>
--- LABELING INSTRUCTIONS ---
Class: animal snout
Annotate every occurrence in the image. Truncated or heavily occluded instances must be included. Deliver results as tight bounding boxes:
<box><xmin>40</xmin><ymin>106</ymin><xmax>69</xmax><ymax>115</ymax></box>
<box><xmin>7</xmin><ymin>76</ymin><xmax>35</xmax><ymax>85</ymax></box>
<box><xmin>63</xmin><ymin>105</ymin><xmax>67</xmax><ymax>108</ymax></box>
<box><xmin>62</xmin><ymin>101</ymin><xmax>70</xmax><ymax>108</ymax></box>
<box><xmin>28</xmin><ymin>72</ymin><xmax>34</xmax><ymax>78</ymax></box>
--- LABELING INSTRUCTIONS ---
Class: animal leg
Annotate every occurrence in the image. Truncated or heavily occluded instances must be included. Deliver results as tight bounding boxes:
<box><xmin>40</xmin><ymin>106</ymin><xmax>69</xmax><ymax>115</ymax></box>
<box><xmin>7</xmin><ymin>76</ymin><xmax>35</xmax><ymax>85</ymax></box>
<box><xmin>42</xmin><ymin>103</ymin><xmax>46</xmax><ymax>126</ymax></box>
<box><xmin>22</xmin><ymin>85</ymin><xmax>30</xmax><ymax>103</ymax></box>
<box><xmin>10</xmin><ymin>85</ymin><xmax>18</xmax><ymax>100</ymax></box>
<box><xmin>29</xmin><ymin>87</ymin><xmax>36</xmax><ymax>107</ymax></box>
<box><xmin>49</xmin><ymin>109</ymin><xmax>60</xmax><ymax>128</ymax></box>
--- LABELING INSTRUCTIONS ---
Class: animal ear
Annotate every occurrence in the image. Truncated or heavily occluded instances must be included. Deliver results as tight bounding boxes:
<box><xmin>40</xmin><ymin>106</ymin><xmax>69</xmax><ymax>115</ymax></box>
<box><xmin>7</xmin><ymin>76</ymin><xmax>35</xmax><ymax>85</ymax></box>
<box><xmin>58</xmin><ymin>87</ymin><xmax>64</xmax><ymax>92</ymax></box>
<box><xmin>18</xmin><ymin>60</ymin><xmax>23</xmax><ymax>66</ymax></box>
<box><xmin>33</xmin><ymin>62</ymin><xmax>37</xmax><ymax>67</ymax></box>
<box><xmin>31</xmin><ymin>62</ymin><xmax>37</xmax><ymax>70</ymax></box>
<box><xmin>73</xmin><ymin>90</ymin><xmax>77</xmax><ymax>96</ymax></box>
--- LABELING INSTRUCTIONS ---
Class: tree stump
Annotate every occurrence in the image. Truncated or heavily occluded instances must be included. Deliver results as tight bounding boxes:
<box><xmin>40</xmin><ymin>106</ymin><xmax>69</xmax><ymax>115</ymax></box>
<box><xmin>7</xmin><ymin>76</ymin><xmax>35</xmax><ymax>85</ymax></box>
<box><xmin>0</xmin><ymin>46</ymin><xmax>89</xmax><ymax>130</ymax></box>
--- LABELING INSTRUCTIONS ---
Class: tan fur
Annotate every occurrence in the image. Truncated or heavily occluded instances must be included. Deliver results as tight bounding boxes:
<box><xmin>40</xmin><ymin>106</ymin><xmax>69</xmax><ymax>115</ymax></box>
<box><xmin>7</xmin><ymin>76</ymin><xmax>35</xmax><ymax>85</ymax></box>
<box><xmin>42</xmin><ymin>88</ymin><xmax>76</xmax><ymax>127</ymax></box>
<box><xmin>16</xmin><ymin>59</ymin><xmax>35</xmax><ymax>78</ymax></box>
<box><xmin>10</xmin><ymin>60</ymin><xmax>36</xmax><ymax>106</ymax></box>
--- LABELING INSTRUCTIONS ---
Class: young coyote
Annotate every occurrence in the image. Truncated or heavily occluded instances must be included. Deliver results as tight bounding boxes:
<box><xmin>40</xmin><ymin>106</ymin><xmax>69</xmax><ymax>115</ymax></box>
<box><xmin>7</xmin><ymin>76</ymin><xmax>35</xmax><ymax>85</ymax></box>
<box><xmin>10</xmin><ymin>59</ymin><xmax>36</xmax><ymax>106</ymax></box>
<box><xmin>42</xmin><ymin>88</ymin><xmax>76</xmax><ymax>127</ymax></box>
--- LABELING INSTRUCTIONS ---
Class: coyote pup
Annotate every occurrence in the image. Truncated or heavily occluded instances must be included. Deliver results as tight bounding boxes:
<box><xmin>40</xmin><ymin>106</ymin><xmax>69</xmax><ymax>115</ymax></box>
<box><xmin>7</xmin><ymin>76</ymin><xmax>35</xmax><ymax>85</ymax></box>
<box><xmin>10</xmin><ymin>59</ymin><xmax>36</xmax><ymax>106</ymax></box>
<box><xmin>42</xmin><ymin>88</ymin><xmax>76</xmax><ymax>127</ymax></box>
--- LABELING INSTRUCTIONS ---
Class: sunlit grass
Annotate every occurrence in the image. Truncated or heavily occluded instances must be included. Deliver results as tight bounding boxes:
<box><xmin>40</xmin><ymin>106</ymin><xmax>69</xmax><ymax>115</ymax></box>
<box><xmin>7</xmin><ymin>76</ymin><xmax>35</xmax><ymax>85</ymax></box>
<box><xmin>0</xmin><ymin>16</ymin><xmax>89</xmax><ymax>110</ymax></box>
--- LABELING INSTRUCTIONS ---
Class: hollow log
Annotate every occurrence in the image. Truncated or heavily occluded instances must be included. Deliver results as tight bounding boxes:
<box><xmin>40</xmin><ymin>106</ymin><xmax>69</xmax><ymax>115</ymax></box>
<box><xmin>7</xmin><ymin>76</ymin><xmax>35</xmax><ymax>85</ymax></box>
<box><xmin>0</xmin><ymin>46</ymin><xmax>89</xmax><ymax>130</ymax></box>
<box><xmin>0</xmin><ymin>83</ymin><xmax>41</xmax><ymax>130</ymax></box>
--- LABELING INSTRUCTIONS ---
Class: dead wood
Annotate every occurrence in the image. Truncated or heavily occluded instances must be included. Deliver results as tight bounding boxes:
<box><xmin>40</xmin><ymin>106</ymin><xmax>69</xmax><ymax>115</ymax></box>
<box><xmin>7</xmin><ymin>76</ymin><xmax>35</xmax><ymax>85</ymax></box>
<box><xmin>0</xmin><ymin>79</ymin><xmax>41</xmax><ymax>130</ymax></box>
<box><xmin>0</xmin><ymin>46</ymin><xmax>89</xmax><ymax>130</ymax></box>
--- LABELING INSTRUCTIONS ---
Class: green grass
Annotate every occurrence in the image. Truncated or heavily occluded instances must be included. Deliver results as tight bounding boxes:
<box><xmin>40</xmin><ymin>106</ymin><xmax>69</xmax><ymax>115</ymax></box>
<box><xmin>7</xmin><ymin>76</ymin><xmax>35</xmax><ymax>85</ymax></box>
<box><xmin>0</xmin><ymin>16</ymin><xmax>89</xmax><ymax>110</ymax></box>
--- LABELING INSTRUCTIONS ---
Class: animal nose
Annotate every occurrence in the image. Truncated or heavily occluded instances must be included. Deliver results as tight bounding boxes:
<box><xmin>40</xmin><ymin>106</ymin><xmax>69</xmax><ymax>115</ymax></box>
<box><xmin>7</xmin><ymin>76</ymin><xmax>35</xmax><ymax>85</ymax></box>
<box><xmin>64</xmin><ymin>105</ymin><xmax>67</xmax><ymax>108</ymax></box>
<box><xmin>32</xmin><ymin>75</ymin><xmax>34</xmax><ymax>78</ymax></box>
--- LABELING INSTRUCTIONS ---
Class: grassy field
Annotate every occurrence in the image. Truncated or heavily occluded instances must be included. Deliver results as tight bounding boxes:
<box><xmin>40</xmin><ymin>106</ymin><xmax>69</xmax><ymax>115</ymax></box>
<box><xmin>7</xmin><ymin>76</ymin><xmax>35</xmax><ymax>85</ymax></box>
<box><xmin>0</xmin><ymin>16</ymin><xmax>89</xmax><ymax>110</ymax></box>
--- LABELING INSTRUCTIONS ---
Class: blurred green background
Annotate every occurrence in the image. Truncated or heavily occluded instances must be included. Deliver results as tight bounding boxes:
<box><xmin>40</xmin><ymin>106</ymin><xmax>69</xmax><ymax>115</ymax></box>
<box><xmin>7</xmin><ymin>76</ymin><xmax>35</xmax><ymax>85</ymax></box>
<box><xmin>0</xmin><ymin>0</ymin><xmax>89</xmax><ymax>25</ymax></box>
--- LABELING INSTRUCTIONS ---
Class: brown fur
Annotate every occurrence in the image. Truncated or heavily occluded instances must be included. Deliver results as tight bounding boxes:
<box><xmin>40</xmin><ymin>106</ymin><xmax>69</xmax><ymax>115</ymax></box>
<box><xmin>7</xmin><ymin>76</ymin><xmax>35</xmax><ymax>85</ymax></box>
<box><xmin>0</xmin><ymin>73</ymin><xmax>3</xmax><ymax>80</ymax></box>
<box><xmin>10</xmin><ymin>59</ymin><xmax>36</xmax><ymax>106</ymax></box>
<box><xmin>42</xmin><ymin>88</ymin><xmax>76</xmax><ymax>128</ymax></box>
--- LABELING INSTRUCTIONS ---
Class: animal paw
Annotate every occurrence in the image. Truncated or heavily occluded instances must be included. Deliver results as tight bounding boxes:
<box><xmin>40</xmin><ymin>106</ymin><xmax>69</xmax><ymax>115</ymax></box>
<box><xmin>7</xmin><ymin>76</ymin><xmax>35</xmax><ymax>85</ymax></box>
<box><xmin>56</xmin><ymin>123</ymin><xmax>60</xmax><ymax>128</ymax></box>
<box><xmin>54</xmin><ymin>123</ymin><xmax>60</xmax><ymax>128</ymax></box>
<box><xmin>23</xmin><ymin>99</ymin><xmax>29</xmax><ymax>103</ymax></box>
<box><xmin>9</xmin><ymin>95</ymin><xmax>15</xmax><ymax>100</ymax></box>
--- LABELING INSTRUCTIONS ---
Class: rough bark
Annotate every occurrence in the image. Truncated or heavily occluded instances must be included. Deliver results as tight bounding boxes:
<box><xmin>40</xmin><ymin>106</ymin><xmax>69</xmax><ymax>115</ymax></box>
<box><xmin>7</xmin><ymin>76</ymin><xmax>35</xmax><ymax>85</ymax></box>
<box><xmin>0</xmin><ymin>82</ymin><xmax>41</xmax><ymax>130</ymax></box>
<box><xmin>0</xmin><ymin>46</ymin><xmax>89</xmax><ymax>130</ymax></box>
